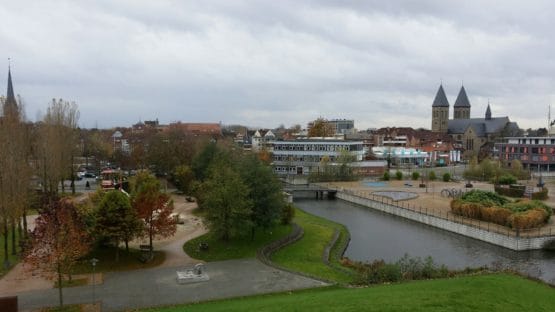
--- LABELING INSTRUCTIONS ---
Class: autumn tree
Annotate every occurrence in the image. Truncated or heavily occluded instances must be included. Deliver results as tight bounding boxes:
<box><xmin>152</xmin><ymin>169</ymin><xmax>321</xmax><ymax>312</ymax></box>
<box><xmin>201</xmin><ymin>161</ymin><xmax>253</xmax><ymax>241</ymax></box>
<box><xmin>308</xmin><ymin>118</ymin><xmax>334</xmax><ymax>137</ymax></box>
<box><xmin>191</xmin><ymin>140</ymin><xmax>221</xmax><ymax>181</ymax></box>
<box><xmin>0</xmin><ymin>90</ymin><xmax>32</xmax><ymax>269</ymax></box>
<box><xmin>36</xmin><ymin>99</ymin><xmax>80</xmax><ymax>197</ymax></box>
<box><xmin>95</xmin><ymin>190</ymin><xmax>142</xmax><ymax>261</ymax></box>
<box><xmin>131</xmin><ymin>171</ymin><xmax>176</xmax><ymax>256</ymax></box>
<box><xmin>24</xmin><ymin>198</ymin><xmax>91</xmax><ymax>308</ymax></box>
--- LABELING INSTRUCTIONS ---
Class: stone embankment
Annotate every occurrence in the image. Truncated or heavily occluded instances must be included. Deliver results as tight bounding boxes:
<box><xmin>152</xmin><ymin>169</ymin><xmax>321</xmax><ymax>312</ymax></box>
<box><xmin>337</xmin><ymin>191</ymin><xmax>555</xmax><ymax>251</ymax></box>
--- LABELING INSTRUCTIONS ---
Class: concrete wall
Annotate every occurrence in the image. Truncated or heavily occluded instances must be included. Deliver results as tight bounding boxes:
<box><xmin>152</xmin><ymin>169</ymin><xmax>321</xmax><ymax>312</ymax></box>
<box><xmin>337</xmin><ymin>192</ymin><xmax>555</xmax><ymax>251</ymax></box>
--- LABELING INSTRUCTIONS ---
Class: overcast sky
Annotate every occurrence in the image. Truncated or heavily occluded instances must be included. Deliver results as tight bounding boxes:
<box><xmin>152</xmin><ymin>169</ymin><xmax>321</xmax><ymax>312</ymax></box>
<box><xmin>1</xmin><ymin>0</ymin><xmax>554</xmax><ymax>130</ymax></box>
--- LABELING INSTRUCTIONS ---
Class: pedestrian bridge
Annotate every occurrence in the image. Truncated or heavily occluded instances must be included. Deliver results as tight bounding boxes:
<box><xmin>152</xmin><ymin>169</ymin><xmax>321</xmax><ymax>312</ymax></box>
<box><xmin>283</xmin><ymin>184</ymin><xmax>337</xmax><ymax>199</ymax></box>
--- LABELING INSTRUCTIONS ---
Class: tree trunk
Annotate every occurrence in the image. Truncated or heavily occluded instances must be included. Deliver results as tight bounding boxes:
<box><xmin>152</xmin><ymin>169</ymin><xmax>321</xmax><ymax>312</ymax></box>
<box><xmin>11</xmin><ymin>219</ymin><xmax>16</xmax><ymax>255</ymax></box>
<box><xmin>149</xmin><ymin>224</ymin><xmax>153</xmax><ymax>259</ymax></box>
<box><xmin>22</xmin><ymin>209</ymin><xmax>28</xmax><ymax>238</ymax></box>
<box><xmin>251</xmin><ymin>226</ymin><xmax>255</xmax><ymax>241</ymax></box>
<box><xmin>3</xmin><ymin>223</ymin><xmax>9</xmax><ymax>269</ymax></box>
<box><xmin>57</xmin><ymin>263</ymin><xmax>64</xmax><ymax>307</ymax></box>
<box><xmin>125</xmin><ymin>239</ymin><xmax>129</xmax><ymax>253</ymax></box>
<box><xmin>115</xmin><ymin>240</ymin><xmax>120</xmax><ymax>262</ymax></box>
<box><xmin>71</xmin><ymin>156</ymin><xmax>76</xmax><ymax>195</ymax></box>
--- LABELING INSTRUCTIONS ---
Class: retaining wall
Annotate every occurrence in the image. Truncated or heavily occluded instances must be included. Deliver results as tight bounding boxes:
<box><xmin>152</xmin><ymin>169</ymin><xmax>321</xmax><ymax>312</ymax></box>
<box><xmin>337</xmin><ymin>192</ymin><xmax>555</xmax><ymax>251</ymax></box>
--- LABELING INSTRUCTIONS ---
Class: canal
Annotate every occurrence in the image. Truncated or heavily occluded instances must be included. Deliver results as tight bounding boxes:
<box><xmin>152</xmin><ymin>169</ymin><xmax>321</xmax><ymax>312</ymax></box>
<box><xmin>295</xmin><ymin>198</ymin><xmax>555</xmax><ymax>284</ymax></box>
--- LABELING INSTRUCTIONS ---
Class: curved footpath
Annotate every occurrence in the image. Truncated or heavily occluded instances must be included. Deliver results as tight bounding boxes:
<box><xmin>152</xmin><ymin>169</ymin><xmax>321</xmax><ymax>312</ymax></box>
<box><xmin>8</xmin><ymin>195</ymin><xmax>327</xmax><ymax>311</ymax></box>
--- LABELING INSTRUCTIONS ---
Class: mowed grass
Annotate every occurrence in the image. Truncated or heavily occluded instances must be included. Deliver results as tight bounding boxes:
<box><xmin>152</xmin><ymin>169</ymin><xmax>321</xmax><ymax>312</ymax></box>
<box><xmin>183</xmin><ymin>224</ymin><xmax>292</xmax><ymax>262</ymax></box>
<box><xmin>144</xmin><ymin>274</ymin><xmax>555</xmax><ymax>312</ymax></box>
<box><xmin>0</xmin><ymin>229</ymin><xmax>21</xmax><ymax>277</ymax></box>
<box><xmin>271</xmin><ymin>208</ymin><xmax>354</xmax><ymax>284</ymax></box>
<box><xmin>72</xmin><ymin>246</ymin><xmax>165</xmax><ymax>274</ymax></box>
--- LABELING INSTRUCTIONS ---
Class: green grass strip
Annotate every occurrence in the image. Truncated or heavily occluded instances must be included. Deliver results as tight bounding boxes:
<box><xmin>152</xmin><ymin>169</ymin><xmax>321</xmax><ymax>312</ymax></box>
<box><xmin>144</xmin><ymin>274</ymin><xmax>555</xmax><ymax>312</ymax></box>
<box><xmin>271</xmin><ymin>208</ymin><xmax>354</xmax><ymax>284</ymax></box>
<box><xmin>183</xmin><ymin>224</ymin><xmax>292</xmax><ymax>262</ymax></box>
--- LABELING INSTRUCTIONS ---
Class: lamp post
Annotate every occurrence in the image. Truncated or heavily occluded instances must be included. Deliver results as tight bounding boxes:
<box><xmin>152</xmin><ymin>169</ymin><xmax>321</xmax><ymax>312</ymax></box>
<box><xmin>91</xmin><ymin>258</ymin><xmax>99</xmax><ymax>305</ymax></box>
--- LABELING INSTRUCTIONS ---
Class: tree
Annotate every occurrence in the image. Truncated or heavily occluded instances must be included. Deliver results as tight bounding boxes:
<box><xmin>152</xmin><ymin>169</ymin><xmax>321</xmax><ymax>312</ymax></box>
<box><xmin>191</xmin><ymin>141</ymin><xmax>220</xmax><ymax>181</ymax></box>
<box><xmin>132</xmin><ymin>171</ymin><xmax>176</xmax><ymax>256</ymax></box>
<box><xmin>36</xmin><ymin>99</ymin><xmax>80</xmax><ymax>198</ymax></box>
<box><xmin>240</xmin><ymin>155</ymin><xmax>285</xmax><ymax>239</ymax></box>
<box><xmin>95</xmin><ymin>190</ymin><xmax>142</xmax><ymax>260</ymax></box>
<box><xmin>308</xmin><ymin>118</ymin><xmax>334</xmax><ymax>137</ymax></box>
<box><xmin>24</xmin><ymin>198</ymin><xmax>91</xmax><ymax>308</ymax></box>
<box><xmin>0</xmin><ymin>93</ymin><xmax>32</xmax><ymax>268</ymax></box>
<box><xmin>171</xmin><ymin>165</ymin><xmax>194</xmax><ymax>195</ymax></box>
<box><xmin>201</xmin><ymin>162</ymin><xmax>253</xmax><ymax>241</ymax></box>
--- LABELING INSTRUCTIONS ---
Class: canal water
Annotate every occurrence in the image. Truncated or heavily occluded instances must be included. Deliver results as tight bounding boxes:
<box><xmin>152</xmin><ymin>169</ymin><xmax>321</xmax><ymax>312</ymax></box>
<box><xmin>295</xmin><ymin>198</ymin><xmax>555</xmax><ymax>284</ymax></box>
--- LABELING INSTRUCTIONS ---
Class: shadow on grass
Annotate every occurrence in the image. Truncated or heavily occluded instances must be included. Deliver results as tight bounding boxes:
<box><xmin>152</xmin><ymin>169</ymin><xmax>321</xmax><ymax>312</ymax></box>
<box><xmin>72</xmin><ymin>246</ymin><xmax>166</xmax><ymax>274</ymax></box>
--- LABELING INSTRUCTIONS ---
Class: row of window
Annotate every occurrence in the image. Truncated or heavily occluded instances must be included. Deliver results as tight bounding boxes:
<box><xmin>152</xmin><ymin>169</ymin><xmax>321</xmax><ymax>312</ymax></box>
<box><xmin>501</xmin><ymin>146</ymin><xmax>555</xmax><ymax>154</ymax></box>
<box><xmin>273</xmin><ymin>155</ymin><xmax>338</xmax><ymax>162</ymax></box>
<box><xmin>272</xmin><ymin>144</ymin><xmax>361</xmax><ymax>152</ymax></box>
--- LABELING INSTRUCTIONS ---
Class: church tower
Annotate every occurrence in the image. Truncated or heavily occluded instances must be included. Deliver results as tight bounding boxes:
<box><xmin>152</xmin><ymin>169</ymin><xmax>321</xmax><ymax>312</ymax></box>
<box><xmin>3</xmin><ymin>65</ymin><xmax>19</xmax><ymax>118</ymax></box>
<box><xmin>453</xmin><ymin>85</ymin><xmax>471</xmax><ymax>119</ymax></box>
<box><xmin>485</xmin><ymin>102</ymin><xmax>492</xmax><ymax>120</ymax></box>
<box><xmin>431</xmin><ymin>84</ymin><xmax>449</xmax><ymax>133</ymax></box>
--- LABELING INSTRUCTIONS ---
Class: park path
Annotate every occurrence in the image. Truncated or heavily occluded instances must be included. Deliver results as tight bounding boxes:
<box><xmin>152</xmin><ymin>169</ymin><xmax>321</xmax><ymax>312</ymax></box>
<box><xmin>0</xmin><ymin>193</ymin><xmax>206</xmax><ymax>296</ymax></box>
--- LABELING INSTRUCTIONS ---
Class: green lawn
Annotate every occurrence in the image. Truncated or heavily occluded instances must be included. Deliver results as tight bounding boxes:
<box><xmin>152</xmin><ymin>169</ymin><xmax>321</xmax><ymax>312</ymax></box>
<box><xmin>271</xmin><ymin>208</ymin><xmax>354</xmax><ymax>283</ymax></box>
<box><xmin>183</xmin><ymin>224</ymin><xmax>292</xmax><ymax>262</ymax></box>
<box><xmin>145</xmin><ymin>274</ymin><xmax>555</xmax><ymax>312</ymax></box>
<box><xmin>72</xmin><ymin>246</ymin><xmax>165</xmax><ymax>274</ymax></box>
<box><xmin>0</xmin><ymin>229</ymin><xmax>21</xmax><ymax>277</ymax></box>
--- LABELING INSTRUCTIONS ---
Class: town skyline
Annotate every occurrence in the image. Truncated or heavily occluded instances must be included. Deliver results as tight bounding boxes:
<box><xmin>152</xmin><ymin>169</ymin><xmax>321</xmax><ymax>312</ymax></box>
<box><xmin>1</xmin><ymin>1</ymin><xmax>554</xmax><ymax>130</ymax></box>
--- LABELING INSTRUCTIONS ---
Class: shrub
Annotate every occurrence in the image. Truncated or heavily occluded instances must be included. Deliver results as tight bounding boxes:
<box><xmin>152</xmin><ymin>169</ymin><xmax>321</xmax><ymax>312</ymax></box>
<box><xmin>395</xmin><ymin>171</ymin><xmax>403</xmax><ymax>180</ymax></box>
<box><xmin>411</xmin><ymin>172</ymin><xmax>420</xmax><ymax>181</ymax></box>
<box><xmin>461</xmin><ymin>190</ymin><xmax>508</xmax><ymax>207</ymax></box>
<box><xmin>507</xmin><ymin>208</ymin><xmax>547</xmax><ymax>229</ymax></box>
<box><xmin>532</xmin><ymin>188</ymin><xmax>548</xmax><ymax>200</ymax></box>
<box><xmin>480</xmin><ymin>206</ymin><xmax>512</xmax><ymax>225</ymax></box>
<box><xmin>280</xmin><ymin>203</ymin><xmax>295</xmax><ymax>225</ymax></box>
<box><xmin>494</xmin><ymin>185</ymin><xmax>525</xmax><ymax>198</ymax></box>
<box><xmin>428</xmin><ymin>171</ymin><xmax>436</xmax><ymax>181</ymax></box>
<box><xmin>383</xmin><ymin>171</ymin><xmax>390</xmax><ymax>181</ymax></box>
<box><xmin>498</xmin><ymin>174</ymin><xmax>517</xmax><ymax>185</ymax></box>
<box><xmin>442</xmin><ymin>173</ymin><xmax>451</xmax><ymax>182</ymax></box>
<box><xmin>505</xmin><ymin>200</ymin><xmax>552</xmax><ymax>220</ymax></box>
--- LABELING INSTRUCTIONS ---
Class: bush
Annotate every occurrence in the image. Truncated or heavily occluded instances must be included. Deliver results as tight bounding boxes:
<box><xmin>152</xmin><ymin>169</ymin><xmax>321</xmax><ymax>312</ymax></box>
<box><xmin>428</xmin><ymin>171</ymin><xmax>436</xmax><ymax>181</ymax></box>
<box><xmin>481</xmin><ymin>206</ymin><xmax>512</xmax><ymax>225</ymax></box>
<box><xmin>498</xmin><ymin>174</ymin><xmax>517</xmax><ymax>185</ymax></box>
<box><xmin>442</xmin><ymin>173</ymin><xmax>451</xmax><ymax>182</ymax></box>
<box><xmin>383</xmin><ymin>171</ymin><xmax>390</xmax><ymax>181</ymax></box>
<box><xmin>395</xmin><ymin>171</ymin><xmax>403</xmax><ymax>180</ymax></box>
<box><xmin>505</xmin><ymin>200</ymin><xmax>552</xmax><ymax>220</ymax></box>
<box><xmin>411</xmin><ymin>172</ymin><xmax>420</xmax><ymax>181</ymax></box>
<box><xmin>461</xmin><ymin>190</ymin><xmax>508</xmax><ymax>207</ymax></box>
<box><xmin>507</xmin><ymin>208</ymin><xmax>547</xmax><ymax>229</ymax></box>
<box><xmin>532</xmin><ymin>188</ymin><xmax>548</xmax><ymax>200</ymax></box>
<box><xmin>280</xmin><ymin>203</ymin><xmax>295</xmax><ymax>225</ymax></box>
<box><xmin>494</xmin><ymin>185</ymin><xmax>525</xmax><ymax>198</ymax></box>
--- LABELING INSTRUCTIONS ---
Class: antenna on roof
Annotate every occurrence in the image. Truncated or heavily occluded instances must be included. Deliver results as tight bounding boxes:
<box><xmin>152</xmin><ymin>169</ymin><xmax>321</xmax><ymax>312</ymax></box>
<box><xmin>8</xmin><ymin>57</ymin><xmax>10</xmax><ymax>70</ymax></box>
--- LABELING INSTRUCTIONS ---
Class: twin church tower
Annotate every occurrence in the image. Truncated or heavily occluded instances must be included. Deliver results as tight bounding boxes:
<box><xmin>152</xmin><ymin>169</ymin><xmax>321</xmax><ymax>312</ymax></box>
<box><xmin>431</xmin><ymin>84</ymin><xmax>492</xmax><ymax>133</ymax></box>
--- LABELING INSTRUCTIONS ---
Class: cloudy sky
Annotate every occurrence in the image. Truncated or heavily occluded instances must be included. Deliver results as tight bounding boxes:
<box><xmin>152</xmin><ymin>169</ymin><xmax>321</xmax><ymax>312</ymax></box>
<box><xmin>1</xmin><ymin>0</ymin><xmax>554</xmax><ymax>130</ymax></box>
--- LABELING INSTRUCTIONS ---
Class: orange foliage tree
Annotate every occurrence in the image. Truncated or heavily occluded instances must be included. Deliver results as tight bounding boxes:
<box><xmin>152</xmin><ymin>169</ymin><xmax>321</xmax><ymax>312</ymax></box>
<box><xmin>132</xmin><ymin>172</ymin><xmax>176</xmax><ymax>257</ymax></box>
<box><xmin>24</xmin><ymin>198</ymin><xmax>91</xmax><ymax>308</ymax></box>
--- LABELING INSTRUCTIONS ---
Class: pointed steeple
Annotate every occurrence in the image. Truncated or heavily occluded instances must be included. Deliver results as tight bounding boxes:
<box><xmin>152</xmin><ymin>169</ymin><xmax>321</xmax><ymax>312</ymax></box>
<box><xmin>4</xmin><ymin>62</ymin><xmax>19</xmax><ymax>115</ymax></box>
<box><xmin>485</xmin><ymin>101</ymin><xmax>492</xmax><ymax>120</ymax></box>
<box><xmin>432</xmin><ymin>84</ymin><xmax>449</xmax><ymax>107</ymax></box>
<box><xmin>454</xmin><ymin>86</ymin><xmax>471</xmax><ymax>107</ymax></box>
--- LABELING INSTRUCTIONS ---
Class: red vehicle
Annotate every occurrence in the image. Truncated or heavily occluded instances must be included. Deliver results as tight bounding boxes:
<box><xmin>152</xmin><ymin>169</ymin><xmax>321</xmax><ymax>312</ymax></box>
<box><xmin>100</xmin><ymin>169</ymin><xmax>118</xmax><ymax>190</ymax></box>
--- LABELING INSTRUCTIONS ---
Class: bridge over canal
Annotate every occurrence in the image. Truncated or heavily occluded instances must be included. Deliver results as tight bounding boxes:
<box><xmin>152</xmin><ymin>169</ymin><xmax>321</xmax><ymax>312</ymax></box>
<box><xmin>283</xmin><ymin>184</ymin><xmax>337</xmax><ymax>200</ymax></box>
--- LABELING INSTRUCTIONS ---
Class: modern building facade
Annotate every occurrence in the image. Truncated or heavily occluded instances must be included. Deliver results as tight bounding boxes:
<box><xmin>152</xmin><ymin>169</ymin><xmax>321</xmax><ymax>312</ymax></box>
<box><xmin>495</xmin><ymin>137</ymin><xmax>555</xmax><ymax>171</ymax></box>
<box><xmin>269</xmin><ymin>138</ymin><xmax>365</xmax><ymax>175</ymax></box>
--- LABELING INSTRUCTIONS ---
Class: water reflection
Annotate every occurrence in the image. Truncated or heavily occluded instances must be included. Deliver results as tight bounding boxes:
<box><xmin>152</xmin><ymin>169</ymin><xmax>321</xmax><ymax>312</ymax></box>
<box><xmin>295</xmin><ymin>199</ymin><xmax>555</xmax><ymax>284</ymax></box>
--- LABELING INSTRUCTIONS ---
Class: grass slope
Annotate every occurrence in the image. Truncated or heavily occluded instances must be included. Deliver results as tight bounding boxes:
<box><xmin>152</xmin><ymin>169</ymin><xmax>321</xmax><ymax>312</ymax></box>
<box><xmin>183</xmin><ymin>224</ymin><xmax>292</xmax><ymax>262</ymax></box>
<box><xmin>271</xmin><ymin>208</ymin><xmax>354</xmax><ymax>283</ymax></box>
<box><xmin>146</xmin><ymin>274</ymin><xmax>555</xmax><ymax>312</ymax></box>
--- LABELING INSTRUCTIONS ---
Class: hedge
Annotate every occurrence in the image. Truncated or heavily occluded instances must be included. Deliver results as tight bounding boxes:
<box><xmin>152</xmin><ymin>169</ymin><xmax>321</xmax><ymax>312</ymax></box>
<box><xmin>531</xmin><ymin>188</ymin><xmax>548</xmax><ymax>200</ymax></box>
<box><xmin>494</xmin><ymin>185</ymin><xmax>525</xmax><ymax>198</ymax></box>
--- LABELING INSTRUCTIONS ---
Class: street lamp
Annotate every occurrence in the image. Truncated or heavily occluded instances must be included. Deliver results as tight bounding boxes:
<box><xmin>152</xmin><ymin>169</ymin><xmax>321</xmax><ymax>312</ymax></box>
<box><xmin>90</xmin><ymin>258</ymin><xmax>99</xmax><ymax>305</ymax></box>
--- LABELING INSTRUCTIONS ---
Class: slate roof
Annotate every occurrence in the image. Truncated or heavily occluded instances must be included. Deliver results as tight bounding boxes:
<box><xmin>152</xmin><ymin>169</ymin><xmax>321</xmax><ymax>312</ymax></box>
<box><xmin>448</xmin><ymin>117</ymin><xmax>510</xmax><ymax>137</ymax></box>
<box><xmin>454</xmin><ymin>86</ymin><xmax>471</xmax><ymax>107</ymax></box>
<box><xmin>432</xmin><ymin>84</ymin><xmax>449</xmax><ymax>107</ymax></box>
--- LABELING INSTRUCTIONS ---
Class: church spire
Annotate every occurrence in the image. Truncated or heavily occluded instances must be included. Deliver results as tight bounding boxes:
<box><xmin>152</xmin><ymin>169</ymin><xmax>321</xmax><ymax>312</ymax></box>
<box><xmin>432</xmin><ymin>84</ymin><xmax>449</xmax><ymax>107</ymax></box>
<box><xmin>485</xmin><ymin>101</ymin><xmax>492</xmax><ymax>120</ymax></box>
<box><xmin>4</xmin><ymin>60</ymin><xmax>19</xmax><ymax>116</ymax></box>
<box><xmin>454</xmin><ymin>85</ymin><xmax>471</xmax><ymax>107</ymax></box>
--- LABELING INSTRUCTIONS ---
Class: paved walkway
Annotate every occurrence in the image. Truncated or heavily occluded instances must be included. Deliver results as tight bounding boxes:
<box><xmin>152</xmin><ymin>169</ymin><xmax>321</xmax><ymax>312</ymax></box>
<box><xmin>17</xmin><ymin>258</ymin><xmax>327</xmax><ymax>311</ymax></box>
